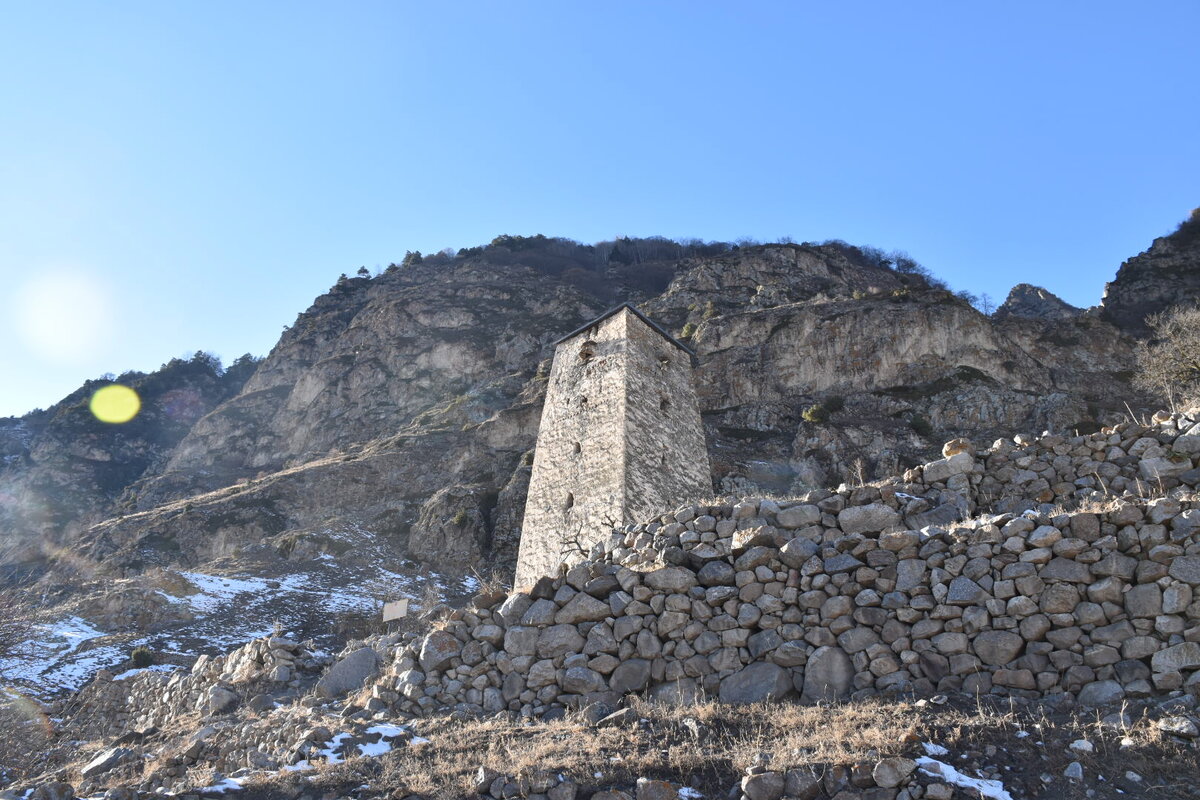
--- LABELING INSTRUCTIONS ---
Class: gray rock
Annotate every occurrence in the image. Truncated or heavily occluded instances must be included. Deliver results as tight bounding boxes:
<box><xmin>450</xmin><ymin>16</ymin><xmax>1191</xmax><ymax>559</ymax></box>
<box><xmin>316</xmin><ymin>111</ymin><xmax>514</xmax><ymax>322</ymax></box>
<box><xmin>895</xmin><ymin>559</ymin><xmax>927</xmax><ymax>592</ymax></box>
<box><xmin>1040</xmin><ymin>557</ymin><xmax>1093</xmax><ymax>583</ymax></box>
<box><xmin>1077</xmin><ymin>679</ymin><xmax>1125</xmax><ymax>707</ymax></box>
<box><xmin>922</xmin><ymin>452</ymin><xmax>974</xmax><ymax>483</ymax></box>
<box><xmin>555</xmin><ymin>592</ymin><xmax>611</xmax><ymax>624</ymax></box>
<box><xmin>647</xmin><ymin>678</ymin><xmax>700</xmax><ymax>705</ymax></box>
<box><xmin>205</xmin><ymin>685</ymin><xmax>239</xmax><ymax>713</ymax></box>
<box><xmin>823</xmin><ymin>553</ymin><xmax>865</xmax><ymax>573</ymax></box>
<box><xmin>784</xmin><ymin>769</ymin><xmax>822</xmax><ymax>800</ymax></box>
<box><xmin>418</xmin><ymin>631</ymin><xmax>460</xmax><ymax>673</ymax></box>
<box><xmin>779</xmin><ymin>537</ymin><xmax>819</xmax><ymax>568</ymax></box>
<box><xmin>643</xmin><ymin>566</ymin><xmax>698</xmax><ymax>593</ymax></box>
<box><xmin>635</xmin><ymin>779</ymin><xmax>677</xmax><ymax>800</ymax></box>
<box><xmin>719</xmin><ymin>662</ymin><xmax>794</xmax><ymax>704</ymax></box>
<box><xmin>946</xmin><ymin>576</ymin><xmax>986</xmax><ymax>605</ymax></box>
<box><xmin>560</xmin><ymin>666</ymin><xmax>606</xmax><ymax>694</ymax></box>
<box><xmin>609</xmin><ymin>658</ymin><xmax>652</xmax><ymax>693</ymax></box>
<box><xmin>1140</xmin><ymin>457</ymin><xmax>1190</xmax><ymax>480</ymax></box>
<box><xmin>520</xmin><ymin>598</ymin><xmax>560</xmax><ymax>626</ymax></box>
<box><xmin>81</xmin><ymin>747</ymin><xmax>134</xmax><ymax>778</ymax></box>
<box><xmin>1169</xmin><ymin>556</ymin><xmax>1200</xmax><ymax>584</ymax></box>
<box><xmin>741</xmin><ymin>771</ymin><xmax>785</xmax><ymax>800</ymax></box>
<box><xmin>1124</xmin><ymin>584</ymin><xmax>1162</xmax><ymax>618</ymax></box>
<box><xmin>503</xmin><ymin>626</ymin><xmax>539</xmax><ymax>656</ymax></box>
<box><xmin>802</xmin><ymin>646</ymin><xmax>853</xmax><ymax>701</ymax></box>
<box><xmin>973</xmin><ymin>631</ymin><xmax>1023</xmax><ymax>666</ymax></box>
<box><xmin>1152</xmin><ymin>642</ymin><xmax>1200</xmax><ymax>673</ymax></box>
<box><xmin>1156</xmin><ymin>716</ymin><xmax>1200</xmax><ymax>738</ymax></box>
<box><xmin>696</xmin><ymin>561</ymin><xmax>735</xmax><ymax>586</ymax></box>
<box><xmin>778</xmin><ymin>504</ymin><xmax>821</xmax><ymax>529</ymax></box>
<box><xmin>537</xmin><ymin>624</ymin><xmax>585</xmax><ymax>659</ymax></box>
<box><xmin>873</xmin><ymin>757</ymin><xmax>917</xmax><ymax>788</ymax></box>
<box><xmin>837</xmin><ymin>503</ymin><xmax>900</xmax><ymax>535</ymax></box>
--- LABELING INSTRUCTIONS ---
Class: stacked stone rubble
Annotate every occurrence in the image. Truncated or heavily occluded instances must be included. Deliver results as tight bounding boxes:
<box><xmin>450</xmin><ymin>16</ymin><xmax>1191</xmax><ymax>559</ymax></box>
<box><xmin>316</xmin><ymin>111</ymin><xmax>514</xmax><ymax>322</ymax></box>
<box><xmin>355</xmin><ymin>412</ymin><xmax>1200</xmax><ymax>718</ymax></box>
<box><xmin>65</xmin><ymin>637</ymin><xmax>325</xmax><ymax>739</ymax></box>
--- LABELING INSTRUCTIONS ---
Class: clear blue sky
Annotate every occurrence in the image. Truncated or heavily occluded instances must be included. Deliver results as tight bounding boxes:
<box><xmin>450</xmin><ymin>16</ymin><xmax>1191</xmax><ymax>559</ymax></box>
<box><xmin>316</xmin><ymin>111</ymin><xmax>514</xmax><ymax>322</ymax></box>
<box><xmin>1</xmin><ymin>2</ymin><xmax>1197</xmax><ymax>418</ymax></box>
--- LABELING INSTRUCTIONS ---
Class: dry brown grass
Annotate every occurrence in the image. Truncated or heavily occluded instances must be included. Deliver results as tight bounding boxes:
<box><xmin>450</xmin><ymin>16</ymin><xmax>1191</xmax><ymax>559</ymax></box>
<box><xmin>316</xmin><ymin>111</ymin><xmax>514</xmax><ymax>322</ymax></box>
<box><xmin>236</xmin><ymin>695</ymin><xmax>1200</xmax><ymax>800</ymax></box>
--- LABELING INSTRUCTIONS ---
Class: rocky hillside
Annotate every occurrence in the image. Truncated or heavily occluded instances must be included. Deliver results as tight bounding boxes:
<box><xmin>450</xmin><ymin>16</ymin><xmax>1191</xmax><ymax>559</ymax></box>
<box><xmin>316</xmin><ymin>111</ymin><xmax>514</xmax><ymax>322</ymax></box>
<box><xmin>0</xmin><ymin>353</ymin><xmax>257</xmax><ymax>567</ymax></box>
<box><xmin>1100</xmin><ymin>209</ymin><xmax>1200</xmax><ymax>335</ymax></box>
<box><xmin>1</xmin><ymin>223</ymin><xmax>1197</xmax><ymax>654</ymax></box>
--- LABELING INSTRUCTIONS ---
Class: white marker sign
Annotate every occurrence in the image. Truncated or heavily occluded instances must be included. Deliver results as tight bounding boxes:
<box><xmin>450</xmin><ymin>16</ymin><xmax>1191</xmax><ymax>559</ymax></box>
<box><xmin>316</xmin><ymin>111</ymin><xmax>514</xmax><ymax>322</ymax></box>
<box><xmin>382</xmin><ymin>599</ymin><xmax>409</xmax><ymax>622</ymax></box>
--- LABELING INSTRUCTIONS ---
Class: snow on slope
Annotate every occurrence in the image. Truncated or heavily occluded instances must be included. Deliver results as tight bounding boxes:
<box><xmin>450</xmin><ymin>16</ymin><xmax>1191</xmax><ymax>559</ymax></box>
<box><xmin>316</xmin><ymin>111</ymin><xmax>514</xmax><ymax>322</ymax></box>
<box><xmin>1</xmin><ymin>554</ymin><xmax>476</xmax><ymax>698</ymax></box>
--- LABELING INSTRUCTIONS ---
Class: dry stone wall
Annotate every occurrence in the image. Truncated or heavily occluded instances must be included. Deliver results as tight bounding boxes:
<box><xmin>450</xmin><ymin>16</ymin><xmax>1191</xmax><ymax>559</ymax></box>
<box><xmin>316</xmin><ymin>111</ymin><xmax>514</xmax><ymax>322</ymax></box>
<box><xmin>368</xmin><ymin>411</ymin><xmax>1200</xmax><ymax>719</ymax></box>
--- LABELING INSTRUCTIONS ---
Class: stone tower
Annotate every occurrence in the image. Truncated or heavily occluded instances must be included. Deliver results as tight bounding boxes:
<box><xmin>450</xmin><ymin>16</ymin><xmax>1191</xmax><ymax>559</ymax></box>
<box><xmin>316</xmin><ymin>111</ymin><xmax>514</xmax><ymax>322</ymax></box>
<box><xmin>515</xmin><ymin>304</ymin><xmax>711</xmax><ymax>587</ymax></box>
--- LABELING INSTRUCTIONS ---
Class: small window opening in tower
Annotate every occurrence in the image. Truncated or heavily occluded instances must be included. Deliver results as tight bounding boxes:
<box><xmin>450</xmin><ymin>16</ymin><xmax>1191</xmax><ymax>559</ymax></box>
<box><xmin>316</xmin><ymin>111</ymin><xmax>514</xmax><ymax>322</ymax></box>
<box><xmin>660</xmin><ymin>397</ymin><xmax>671</xmax><ymax>415</ymax></box>
<box><xmin>578</xmin><ymin>395</ymin><xmax>588</xmax><ymax>406</ymax></box>
<box><xmin>579</xmin><ymin>340</ymin><xmax>597</xmax><ymax>362</ymax></box>
<box><xmin>573</xmin><ymin>441</ymin><xmax>581</xmax><ymax>454</ymax></box>
<box><xmin>659</xmin><ymin>354</ymin><xmax>670</xmax><ymax>369</ymax></box>
<box><xmin>564</xmin><ymin>493</ymin><xmax>574</xmax><ymax>513</ymax></box>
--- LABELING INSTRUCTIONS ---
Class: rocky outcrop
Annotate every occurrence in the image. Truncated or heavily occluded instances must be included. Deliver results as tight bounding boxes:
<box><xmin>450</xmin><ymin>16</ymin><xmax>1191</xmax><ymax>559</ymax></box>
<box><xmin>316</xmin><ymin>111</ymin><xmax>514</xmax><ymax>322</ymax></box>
<box><xmin>1101</xmin><ymin>212</ymin><xmax>1200</xmax><ymax>335</ymax></box>
<box><xmin>994</xmin><ymin>284</ymin><xmax>1080</xmax><ymax>321</ymax></box>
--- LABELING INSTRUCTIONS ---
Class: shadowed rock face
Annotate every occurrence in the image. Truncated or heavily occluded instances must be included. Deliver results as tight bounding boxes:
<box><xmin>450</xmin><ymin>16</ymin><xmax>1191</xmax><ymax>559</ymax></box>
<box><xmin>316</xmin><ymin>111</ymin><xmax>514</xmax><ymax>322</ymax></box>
<box><xmin>1101</xmin><ymin>218</ymin><xmax>1200</xmax><ymax>336</ymax></box>
<box><xmin>994</xmin><ymin>284</ymin><xmax>1080</xmax><ymax>321</ymax></box>
<box><xmin>0</xmin><ymin>237</ymin><xmax>1161</xmax><ymax>591</ymax></box>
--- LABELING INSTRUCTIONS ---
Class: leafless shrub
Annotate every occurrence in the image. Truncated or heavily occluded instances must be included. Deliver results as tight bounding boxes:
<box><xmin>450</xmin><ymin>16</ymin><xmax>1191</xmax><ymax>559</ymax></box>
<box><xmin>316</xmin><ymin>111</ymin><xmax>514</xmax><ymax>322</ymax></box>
<box><xmin>1134</xmin><ymin>305</ymin><xmax>1200</xmax><ymax>411</ymax></box>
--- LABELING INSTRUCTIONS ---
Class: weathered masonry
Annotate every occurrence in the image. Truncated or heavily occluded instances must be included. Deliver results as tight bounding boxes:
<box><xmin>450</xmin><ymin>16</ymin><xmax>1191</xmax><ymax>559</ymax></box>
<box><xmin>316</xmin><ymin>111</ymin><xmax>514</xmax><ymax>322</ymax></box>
<box><xmin>515</xmin><ymin>304</ymin><xmax>711</xmax><ymax>587</ymax></box>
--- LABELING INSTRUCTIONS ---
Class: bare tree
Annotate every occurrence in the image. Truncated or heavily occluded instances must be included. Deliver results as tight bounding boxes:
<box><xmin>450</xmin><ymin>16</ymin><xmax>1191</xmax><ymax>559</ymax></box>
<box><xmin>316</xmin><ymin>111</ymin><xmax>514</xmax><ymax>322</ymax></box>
<box><xmin>1134</xmin><ymin>305</ymin><xmax>1200</xmax><ymax>410</ymax></box>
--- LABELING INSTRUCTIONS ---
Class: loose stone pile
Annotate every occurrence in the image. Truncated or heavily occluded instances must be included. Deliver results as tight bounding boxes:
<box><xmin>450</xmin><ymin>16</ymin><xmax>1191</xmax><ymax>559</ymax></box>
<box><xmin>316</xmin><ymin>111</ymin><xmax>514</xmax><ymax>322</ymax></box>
<box><xmin>351</xmin><ymin>411</ymin><xmax>1200</xmax><ymax>719</ymax></box>
<box><xmin>66</xmin><ymin>637</ymin><xmax>327</xmax><ymax>741</ymax></box>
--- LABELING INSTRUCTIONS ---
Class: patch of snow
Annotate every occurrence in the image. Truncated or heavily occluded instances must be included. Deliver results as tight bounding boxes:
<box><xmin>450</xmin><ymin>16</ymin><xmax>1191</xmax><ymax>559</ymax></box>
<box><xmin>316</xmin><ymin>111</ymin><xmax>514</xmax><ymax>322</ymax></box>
<box><xmin>366</xmin><ymin>723</ymin><xmax>408</xmax><ymax>737</ymax></box>
<box><xmin>678</xmin><ymin>789</ymin><xmax>703</xmax><ymax>799</ymax></box>
<box><xmin>917</xmin><ymin>757</ymin><xmax>1013</xmax><ymax>800</ymax></box>
<box><xmin>1015</xmin><ymin>730</ymin><xmax>1029</xmax><ymax>738</ymax></box>
<box><xmin>922</xmin><ymin>742</ymin><xmax>950</xmax><ymax>756</ymax></box>
<box><xmin>318</xmin><ymin>732</ymin><xmax>353</xmax><ymax>765</ymax></box>
<box><xmin>356</xmin><ymin>740</ymin><xmax>392</xmax><ymax>757</ymax></box>
<box><xmin>410</xmin><ymin>735</ymin><xmax>431</xmax><ymax>745</ymax></box>
<box><xmin>197</xmin><ymin>778</ymin><xmax>243</xmax><ymax>794</ymax></box>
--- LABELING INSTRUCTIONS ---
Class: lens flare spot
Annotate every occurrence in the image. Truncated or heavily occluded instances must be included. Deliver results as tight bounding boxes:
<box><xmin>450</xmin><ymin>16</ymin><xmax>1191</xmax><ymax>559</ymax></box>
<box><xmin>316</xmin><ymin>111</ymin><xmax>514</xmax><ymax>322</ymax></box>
<box><xmin>90</xmin><ymin>385</ymin><xmax>140</xmax><ymax>424</ymax></box>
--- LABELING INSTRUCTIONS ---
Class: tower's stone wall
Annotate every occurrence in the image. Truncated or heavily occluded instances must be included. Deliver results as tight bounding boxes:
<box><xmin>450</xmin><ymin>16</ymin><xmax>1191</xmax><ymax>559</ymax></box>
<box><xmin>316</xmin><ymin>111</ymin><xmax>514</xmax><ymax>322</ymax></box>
<box><xmin>515</xmin><ymin>307</ymin><xmax>711</xmax><ymax>587</ymax></box>
<box><xmin>622</xmin><ymin>313</ymin><xmax>711</xmax><ymax>523</ymax></box>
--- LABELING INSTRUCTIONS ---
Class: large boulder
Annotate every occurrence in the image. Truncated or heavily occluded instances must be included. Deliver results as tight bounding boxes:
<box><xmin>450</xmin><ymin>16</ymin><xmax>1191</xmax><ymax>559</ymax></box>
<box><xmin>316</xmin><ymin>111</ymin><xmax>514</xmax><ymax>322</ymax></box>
<box><xmin>801</xmin><ymin>646</ymin><xmax>853</xmax><ymax>701</ymax></box>
<box><xmin>973</xmin><ymin>631</ymin><xmax>1024</xmax><ymax>666</ymax></box>
<box><xmin>418</xmin><ymin>631</ymin><xmax>462</xmax><ymax>673</ymax></box>
<box><xmin>316</xmin><ymin>646</ymin><xmax>379</xmax><ymax>697</ymax></box>
<box><xmin>609</xmin><ymin>658</ymin><xmax>652</xmax><ymax>693</ymax></box>
<box><xmin>922</xmin><ymin>452</ymin><xmax>974</xmax><ymax>483</ymax></box>
<box><xmin>837</xmin><ymin>503</ymin><xmax>900</xmax><ymax>535</ymax></box>
<box><xmin>1152</xmin><ymin>642</ymin><xmax>1200</xmax><ymax>673</ymax></box>
<box><xmin>718</xmin><ymin>662</ymin><xmax>794</xmax><ymax>704</ymax></box>
<box><xmin>81</xmin><ymin>747</ymin><xmax>135</xmax><ymax>778</ymax></box>
<box><xmin>643</xmin><ymin>566</ymin><xmax>698</xmax><ymax>593</ymax></box>
<box><xmin>555</xmin><ymin>592</ymin><xmax>611</xmax><ymax>624</ymax></box>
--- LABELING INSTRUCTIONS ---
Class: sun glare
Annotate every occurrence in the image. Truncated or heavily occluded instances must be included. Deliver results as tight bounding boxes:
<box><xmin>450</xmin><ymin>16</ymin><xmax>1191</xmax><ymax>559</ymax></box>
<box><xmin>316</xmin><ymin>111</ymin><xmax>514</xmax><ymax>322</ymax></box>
<box><xmin>13</xmin><ymin>269</ymin><xmax>116</xmax><ymax>364</ymax></box>
<box><xmin>90</xmin><ymin>384</ymin><xmax>141</xmax><ymax>423</ymax></box>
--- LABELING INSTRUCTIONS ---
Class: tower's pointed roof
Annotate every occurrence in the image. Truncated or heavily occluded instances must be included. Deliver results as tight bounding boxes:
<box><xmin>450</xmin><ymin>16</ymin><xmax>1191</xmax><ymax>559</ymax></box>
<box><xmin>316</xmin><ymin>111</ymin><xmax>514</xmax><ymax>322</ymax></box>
<box><xmin>553</xmin><ymin>303</ymin><xmax>695</xmax><ymax>357</ymax></box>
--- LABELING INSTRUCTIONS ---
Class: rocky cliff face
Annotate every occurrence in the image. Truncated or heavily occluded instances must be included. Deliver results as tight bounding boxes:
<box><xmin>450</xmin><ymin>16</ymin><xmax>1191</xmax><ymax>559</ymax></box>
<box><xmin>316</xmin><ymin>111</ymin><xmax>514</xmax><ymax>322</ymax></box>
<box><xmin>1</xmin><ymin>229</ymin><xmax>1192</xmax><ymax>628</ymax></box>
<box><xmin>994</xmin><ymin>284</ymin><xmax>1080</xmax><ymax>321</ymax></box>
<box><xmin>1101</xmin><ymin>212</ymin><xmax>1200</xmax><ymax>335</ymax></box>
